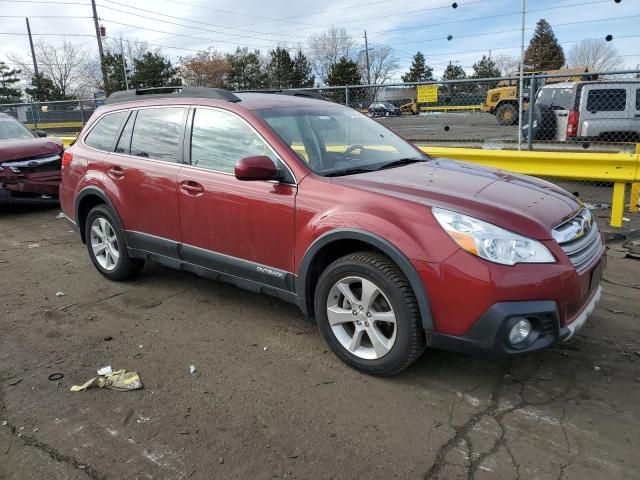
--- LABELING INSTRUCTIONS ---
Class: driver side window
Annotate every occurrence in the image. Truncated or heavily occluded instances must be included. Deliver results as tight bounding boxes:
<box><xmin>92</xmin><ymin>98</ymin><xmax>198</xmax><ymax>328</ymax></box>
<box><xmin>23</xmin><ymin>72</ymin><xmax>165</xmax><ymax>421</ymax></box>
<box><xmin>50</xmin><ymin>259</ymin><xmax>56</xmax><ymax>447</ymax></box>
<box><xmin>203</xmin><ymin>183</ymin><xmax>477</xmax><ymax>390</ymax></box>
<box><xmin>190</xmin><ymin>108</ymin><xmax>279</xmax><ymax>174</ymax></box>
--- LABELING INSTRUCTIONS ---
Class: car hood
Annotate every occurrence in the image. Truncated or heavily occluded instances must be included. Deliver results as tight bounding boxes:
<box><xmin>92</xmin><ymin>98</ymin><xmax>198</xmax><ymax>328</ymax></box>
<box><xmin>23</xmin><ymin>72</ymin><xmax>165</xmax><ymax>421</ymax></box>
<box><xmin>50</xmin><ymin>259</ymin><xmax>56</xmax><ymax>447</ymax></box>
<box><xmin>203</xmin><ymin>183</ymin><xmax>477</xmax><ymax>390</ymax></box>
<box><xmin>332</xmin><ymin>158</ymin><xmax>581</xmax><ymax>240</ymax></box>
<box><xmin>0</xmin><ymin>137</ymin><xmax>63</xmax><ymax>163</ymax></box>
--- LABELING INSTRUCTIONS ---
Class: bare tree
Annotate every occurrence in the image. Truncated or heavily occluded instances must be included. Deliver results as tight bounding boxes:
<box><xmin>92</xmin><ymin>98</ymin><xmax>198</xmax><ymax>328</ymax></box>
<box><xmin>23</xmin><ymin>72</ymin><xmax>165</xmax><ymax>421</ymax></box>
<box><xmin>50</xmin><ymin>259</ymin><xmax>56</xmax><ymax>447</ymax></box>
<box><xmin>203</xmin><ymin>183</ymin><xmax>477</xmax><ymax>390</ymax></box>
<box><xmin>360</xmin><ymin>45</ymin><xmax>398</xmax><ymax>85</ymax></box>
<box><xmin>492</xmin><ymin>54</ymin><xmax>520</xmax><ymax>77</ymax></box>
<box><xmin>180</xmin><ymin>49</ymin><xmax>229</xmax><ymax>87</ymax></box>
<box><xmin>308</xmin><ymin>27</ymin><xmax>354</xmax><ymax>84</ymax></box>
<box><xmin>568</xmin><ymin>39</ymin><xmax>623</xmax><ymax>72</ymax></box>
<box><xmin>8</xmin><ymin>39</ymin><xmax>93</xmax><ymax>98</ymax></box>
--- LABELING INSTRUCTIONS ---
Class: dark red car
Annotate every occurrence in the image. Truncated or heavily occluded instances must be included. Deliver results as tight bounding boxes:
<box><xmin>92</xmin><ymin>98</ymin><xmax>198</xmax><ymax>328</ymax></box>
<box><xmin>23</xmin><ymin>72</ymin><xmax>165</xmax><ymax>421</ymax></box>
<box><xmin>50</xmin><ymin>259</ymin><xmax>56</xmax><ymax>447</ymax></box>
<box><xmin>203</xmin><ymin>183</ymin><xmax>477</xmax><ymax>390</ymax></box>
<box><xmin>59</xmin><ymin>87</ymin><xmax>605</xmax><ymax>375</ymax></box>
<box><xmin>0</xmin><ymin>113</ymin><xmax>63</xmax><ymax>200</ymax></box>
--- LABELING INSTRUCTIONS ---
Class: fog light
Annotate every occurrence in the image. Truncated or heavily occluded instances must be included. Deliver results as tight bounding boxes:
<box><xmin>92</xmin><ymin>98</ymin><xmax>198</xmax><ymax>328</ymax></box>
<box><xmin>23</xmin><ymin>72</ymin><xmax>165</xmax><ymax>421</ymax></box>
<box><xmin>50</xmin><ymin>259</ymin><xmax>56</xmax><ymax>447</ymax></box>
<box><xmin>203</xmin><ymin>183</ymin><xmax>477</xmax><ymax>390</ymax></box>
<box><xmin>508</xmin><ymin>319</ymin><xmax>532</xmax><ymax>345</ymax></box>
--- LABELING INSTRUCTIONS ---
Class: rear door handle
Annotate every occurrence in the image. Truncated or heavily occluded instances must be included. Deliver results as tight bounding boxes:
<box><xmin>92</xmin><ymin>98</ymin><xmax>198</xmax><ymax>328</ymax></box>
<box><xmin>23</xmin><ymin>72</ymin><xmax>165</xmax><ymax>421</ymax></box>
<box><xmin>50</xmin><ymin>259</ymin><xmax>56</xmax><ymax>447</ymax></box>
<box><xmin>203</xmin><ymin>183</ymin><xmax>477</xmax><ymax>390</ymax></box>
<box><xmin>108</xmin><ymin>166</ymin><xmax>125</xmax><ymax>178</ymax></box>
<box><xmin>634</xmin><ymin>114</ymin><xmax>640</xmax><ymax>118</ymax></box>
<box><xmin>180</xmin><ymin>180</ymin><xmax>204</xmax><ymax>195</ymax></box>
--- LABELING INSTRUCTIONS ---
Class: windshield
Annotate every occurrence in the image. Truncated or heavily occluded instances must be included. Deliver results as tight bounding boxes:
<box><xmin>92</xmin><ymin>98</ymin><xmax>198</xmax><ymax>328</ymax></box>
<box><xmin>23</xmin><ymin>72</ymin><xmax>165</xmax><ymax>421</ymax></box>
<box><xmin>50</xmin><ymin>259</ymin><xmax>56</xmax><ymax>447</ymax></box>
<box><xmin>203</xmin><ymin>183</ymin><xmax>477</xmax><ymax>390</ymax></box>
<box><xmin>255</xmin><ymin>106</ymin><xmax>427</xmax><ymax>176</ymax></box>
<box><xmin>0</xmin><ymin>116</ymin><xmax>35</xmax><ymax>140</ymax></box>
<box><xmin>536</xmin><ymin>86</ymin><xmax>575</xmax><ymax>110</ymax></box>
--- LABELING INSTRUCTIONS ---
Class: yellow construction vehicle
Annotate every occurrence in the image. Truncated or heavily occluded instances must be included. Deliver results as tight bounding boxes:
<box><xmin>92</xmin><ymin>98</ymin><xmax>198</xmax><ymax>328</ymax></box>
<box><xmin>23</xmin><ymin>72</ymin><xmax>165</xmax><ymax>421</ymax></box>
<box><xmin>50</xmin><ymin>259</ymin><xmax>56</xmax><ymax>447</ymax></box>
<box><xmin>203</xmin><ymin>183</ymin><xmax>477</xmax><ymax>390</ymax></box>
<box><xmin>480</xmin><ymin>67</ymin><xmax>593</xmax><ymax>125</ymax></box>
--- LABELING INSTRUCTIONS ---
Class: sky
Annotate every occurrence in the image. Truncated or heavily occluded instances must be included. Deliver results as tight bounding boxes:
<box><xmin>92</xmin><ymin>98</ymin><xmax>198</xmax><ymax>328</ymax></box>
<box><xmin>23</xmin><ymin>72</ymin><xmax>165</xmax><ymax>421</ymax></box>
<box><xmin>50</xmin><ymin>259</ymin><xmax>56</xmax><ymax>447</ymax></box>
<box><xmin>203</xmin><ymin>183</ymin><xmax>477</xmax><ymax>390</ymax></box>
<box><xmin>1</xmin><ymin>0</ymin><xmax>639</xmax><ymax>82</ymax></box>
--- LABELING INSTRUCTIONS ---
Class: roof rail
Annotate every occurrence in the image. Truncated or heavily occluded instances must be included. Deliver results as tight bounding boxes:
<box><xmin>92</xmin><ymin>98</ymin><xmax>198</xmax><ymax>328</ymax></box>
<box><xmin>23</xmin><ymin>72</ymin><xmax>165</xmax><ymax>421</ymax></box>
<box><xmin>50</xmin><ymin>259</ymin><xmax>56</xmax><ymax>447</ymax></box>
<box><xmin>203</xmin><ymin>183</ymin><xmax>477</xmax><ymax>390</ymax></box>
<box><xmin>105</xmin><ymin>86</ymin><xmax>241</xmax><ymax>105</ymax></box>
<box><xmin>241</xmin><ymin>89</ymin><xmax>329</xmax><ymax>101</ymax></box>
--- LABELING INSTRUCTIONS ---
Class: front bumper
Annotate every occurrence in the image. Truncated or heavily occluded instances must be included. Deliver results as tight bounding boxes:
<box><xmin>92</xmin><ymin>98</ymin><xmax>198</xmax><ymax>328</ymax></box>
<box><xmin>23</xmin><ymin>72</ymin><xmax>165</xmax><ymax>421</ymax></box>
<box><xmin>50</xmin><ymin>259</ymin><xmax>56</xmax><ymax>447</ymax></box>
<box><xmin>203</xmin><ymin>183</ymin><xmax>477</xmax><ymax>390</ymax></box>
<box><xmin>426</xmin><ymin>280</ymin><xmax>603</xmax><ymax>357</ymax></box>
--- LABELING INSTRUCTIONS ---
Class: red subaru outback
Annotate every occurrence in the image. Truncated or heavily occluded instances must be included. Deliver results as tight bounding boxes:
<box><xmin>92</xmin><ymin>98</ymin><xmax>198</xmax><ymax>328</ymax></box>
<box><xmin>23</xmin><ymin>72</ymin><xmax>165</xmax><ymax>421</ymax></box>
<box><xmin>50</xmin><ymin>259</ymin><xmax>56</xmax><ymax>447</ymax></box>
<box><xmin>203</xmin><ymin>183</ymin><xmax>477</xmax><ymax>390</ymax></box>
<box><xmin>59</xmin><ymin>87</ymin><xmax>605</xmax><ymax>375</ymax></box>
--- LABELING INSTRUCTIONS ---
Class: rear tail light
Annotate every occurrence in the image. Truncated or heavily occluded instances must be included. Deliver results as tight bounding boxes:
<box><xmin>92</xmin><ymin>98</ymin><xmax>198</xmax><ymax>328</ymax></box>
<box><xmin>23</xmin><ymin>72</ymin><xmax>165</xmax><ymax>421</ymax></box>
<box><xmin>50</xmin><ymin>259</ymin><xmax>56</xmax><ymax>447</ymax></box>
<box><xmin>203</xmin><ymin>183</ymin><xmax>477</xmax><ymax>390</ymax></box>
<box><xmin>566</xmin><ymin>110</ymin><xmax>579</xmax><ymax>138</ymax></box>
<box><xmin>61</xmin><ymin>150</ymin><xmax>73</xmax><ymax>169</ymax></box>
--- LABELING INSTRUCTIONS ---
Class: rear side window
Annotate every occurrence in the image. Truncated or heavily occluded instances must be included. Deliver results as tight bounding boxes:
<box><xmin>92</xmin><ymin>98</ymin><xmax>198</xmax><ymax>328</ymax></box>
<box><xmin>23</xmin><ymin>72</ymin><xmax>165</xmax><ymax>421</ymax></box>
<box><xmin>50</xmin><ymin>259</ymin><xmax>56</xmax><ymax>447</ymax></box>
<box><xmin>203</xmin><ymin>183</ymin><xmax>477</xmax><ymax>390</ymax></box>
<box><xmin>586</xmin><ymin>89</ymin><xmax>626</xmax><ymax>112</ymax></box>
<box><xmin>84</xmin><ymin>111</ymin><xmax>127</xmax><ymax>151</ymax></box>
<box><xmin>130</xmin><ymin>108</ymin><xmax>186</xmax><ymax>162</ymax></box>
<box><xmin>636</xmin><ymin>89</ymin><xmax>640</xmax><ymax>110</ymax></box>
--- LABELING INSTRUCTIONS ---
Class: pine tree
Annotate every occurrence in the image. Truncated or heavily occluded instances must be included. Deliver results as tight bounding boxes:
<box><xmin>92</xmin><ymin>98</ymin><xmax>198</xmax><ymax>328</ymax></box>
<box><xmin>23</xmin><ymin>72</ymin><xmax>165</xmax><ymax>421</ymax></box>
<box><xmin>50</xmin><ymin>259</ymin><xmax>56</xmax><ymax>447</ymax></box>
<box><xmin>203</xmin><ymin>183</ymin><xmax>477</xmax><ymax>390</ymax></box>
<box><xmin>103</xmin><ymin>52</ymin><xmax>129</xmax><ymax>93</ymax></box>
<box><xmin>226</xmin><ymin>47</ymin><xmax>267</xmax><ymax>90</ymax></box>
<box><xmin>442</xmin><ymin>63</ymin><xmax>466</xmax><ymax>81</ymax></box>
<box><xmin>267</xmin><ymin>47</ymin><xmax>294</xmax><ymax>89</ymax></box>
<box><xmin>471</xmin><ymin>55</ymin><xmax>500</xmax><ymax>79</ymax></box>
<box><xmin>290</xmin><ymin>50</ymin><xmax>315</xmax><ymax>88</ymax></box>
<box><xmin>25</xmin><ymin>73</ymin><xmax>67</xmax><ymax>101</ymax></box>
<box><xmin>0</xmin><ymin>61</ymin><xmax>22</xmax><ymax>103</ymax></box>
<box><xmin>401</xmin><ymin>52</ymin><xmax>433</xmax><ymax>82</ymax></box>
<box><xmin>326</xmin><ymin>57</ymin><xmax>361</xmax><ymax>86</ymax></box>
<box><xmin>129</xmin><ymin>52</ymin><xmax>181</xmax><ymax>89</ymax></box>
<box><xmin>524</xmin><ymin>19</ymin><xmax>565</xmax><ymax>71</ymax></box>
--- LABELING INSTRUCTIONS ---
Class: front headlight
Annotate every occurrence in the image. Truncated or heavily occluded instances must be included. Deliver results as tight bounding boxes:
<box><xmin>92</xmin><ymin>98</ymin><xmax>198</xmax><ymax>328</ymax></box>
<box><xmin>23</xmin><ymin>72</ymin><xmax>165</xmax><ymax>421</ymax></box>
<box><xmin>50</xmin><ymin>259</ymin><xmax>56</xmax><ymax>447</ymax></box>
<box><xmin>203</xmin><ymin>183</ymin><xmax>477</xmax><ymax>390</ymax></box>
<box><xmin>432</xmin><ymin>208</ymin><xmax>555</xmax><ymax>266</ymax></box>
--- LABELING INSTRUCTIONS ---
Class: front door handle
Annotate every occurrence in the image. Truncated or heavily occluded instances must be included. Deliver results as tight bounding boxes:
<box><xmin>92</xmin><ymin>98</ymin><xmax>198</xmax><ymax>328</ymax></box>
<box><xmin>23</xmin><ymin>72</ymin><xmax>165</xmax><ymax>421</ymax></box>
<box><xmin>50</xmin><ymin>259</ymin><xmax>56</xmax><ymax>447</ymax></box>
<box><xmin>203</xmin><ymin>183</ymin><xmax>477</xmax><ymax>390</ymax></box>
<box><xmin>180</xmin><ymin>180</ymin><xmax>204</xmax><ymax>195</ymax></box>
<box><xmin>108</xmin><ymin>166</ymin><xmax>125</xmax><ymax>178</ymax></box>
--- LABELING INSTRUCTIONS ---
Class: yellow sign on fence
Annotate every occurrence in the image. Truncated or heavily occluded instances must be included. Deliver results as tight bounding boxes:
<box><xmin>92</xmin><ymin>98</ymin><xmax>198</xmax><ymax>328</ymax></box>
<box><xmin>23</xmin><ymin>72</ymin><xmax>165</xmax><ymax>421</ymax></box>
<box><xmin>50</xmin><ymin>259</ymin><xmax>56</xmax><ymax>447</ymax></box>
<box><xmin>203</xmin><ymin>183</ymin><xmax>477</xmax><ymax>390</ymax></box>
<box><xmin>417</xmin><ymin>85</ymin><xmax>438</xmax><ymax>103</ymax></box>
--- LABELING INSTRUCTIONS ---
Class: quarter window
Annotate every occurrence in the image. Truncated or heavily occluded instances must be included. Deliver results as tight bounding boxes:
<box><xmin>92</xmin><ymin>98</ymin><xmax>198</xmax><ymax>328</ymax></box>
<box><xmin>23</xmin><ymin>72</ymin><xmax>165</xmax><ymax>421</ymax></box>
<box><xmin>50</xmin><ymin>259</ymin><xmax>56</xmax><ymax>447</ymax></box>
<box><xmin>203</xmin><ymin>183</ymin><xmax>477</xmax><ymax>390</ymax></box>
<box><xmin>190</xmin><ymin>108</ymin><xmax>278</xmax><ymax>174</ymax></box>
<box><xmin>586</xmin><ymin>89</ymin><xmax>626</xmax><ymax>112</ymax></box>
<box><xmin>84</xmin><ymin>111</ymin><xmax>128</xmax><ymax>151</ymax></box>
<box><xmin>130</xmin><ymin>108</ymin><xmax>186</xmax><ymax>162</ymax></box>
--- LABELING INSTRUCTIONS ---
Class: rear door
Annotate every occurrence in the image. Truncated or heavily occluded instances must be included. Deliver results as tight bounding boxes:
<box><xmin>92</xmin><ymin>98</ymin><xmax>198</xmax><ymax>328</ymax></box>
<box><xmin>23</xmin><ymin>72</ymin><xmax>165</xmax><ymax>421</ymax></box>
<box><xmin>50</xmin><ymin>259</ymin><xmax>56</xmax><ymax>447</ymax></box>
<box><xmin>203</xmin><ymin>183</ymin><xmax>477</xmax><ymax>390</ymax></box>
<box><xmin>579</xmin><ymin>85</ymin><xmax>630</xmax><ymax>139</ymax></box>
<box><xmin>177</xmin><ymin>107</ymin><xmax>296</xmax><ymax>288</ymax></box>
<box><xmin>106</xmin><ymin>107</ymin><xmax>187</xmax><ymax>255</ymax></box>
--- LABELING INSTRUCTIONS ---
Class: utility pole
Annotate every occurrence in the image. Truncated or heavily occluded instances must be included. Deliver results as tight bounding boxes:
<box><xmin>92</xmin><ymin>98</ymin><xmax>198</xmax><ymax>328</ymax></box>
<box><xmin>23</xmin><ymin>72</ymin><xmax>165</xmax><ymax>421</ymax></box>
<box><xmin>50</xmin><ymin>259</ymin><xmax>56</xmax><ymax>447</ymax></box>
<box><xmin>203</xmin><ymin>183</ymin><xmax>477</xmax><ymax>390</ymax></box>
<box><xmin>364</xmin><ymin>30</ymin><xmax>371</xmax><ymax>85</ymax></box>
<box><xmin>91</xmin><ymin>0</ymin><xmax>108</xmax><ymax>92</ymax></box>
<box><xmin>25</xmin><ymin>18</ymin><xmax>39</xmax><ymax>79</ymax></box>
<box><xmin>120</xmin><ymin>38</ymin><xmax>129</xmax><ymax>90</ymax></box>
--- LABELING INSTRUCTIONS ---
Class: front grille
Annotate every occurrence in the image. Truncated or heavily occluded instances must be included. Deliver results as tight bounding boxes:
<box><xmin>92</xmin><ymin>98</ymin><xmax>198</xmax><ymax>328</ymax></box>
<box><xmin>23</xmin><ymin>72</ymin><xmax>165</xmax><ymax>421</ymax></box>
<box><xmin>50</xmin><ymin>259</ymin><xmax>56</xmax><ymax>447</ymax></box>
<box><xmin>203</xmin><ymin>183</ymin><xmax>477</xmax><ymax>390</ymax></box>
<box><xmin>552</xmin><ymin>208</ymin><xmax>603</xmax><ymax>270</ymax></box>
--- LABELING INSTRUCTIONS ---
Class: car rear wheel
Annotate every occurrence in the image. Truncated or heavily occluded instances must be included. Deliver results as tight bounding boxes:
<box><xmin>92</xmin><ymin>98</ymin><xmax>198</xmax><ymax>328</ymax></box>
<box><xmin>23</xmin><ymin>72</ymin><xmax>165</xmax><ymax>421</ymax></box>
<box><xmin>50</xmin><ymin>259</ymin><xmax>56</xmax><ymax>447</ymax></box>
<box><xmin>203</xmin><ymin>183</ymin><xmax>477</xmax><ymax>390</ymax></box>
<box><xmin>314</xmin><ymin>251</ymin><xmax>425</xmax><ymax>376</ymax></box>
<box><xmin>85</xmin><ymin>205</ymin><xmax>143</xmax><ymax>281</ymax></box>
<box><xmin>384</xmin><ymin>111</ymin><xmax>390</xmax><ymax>117</ymax></box>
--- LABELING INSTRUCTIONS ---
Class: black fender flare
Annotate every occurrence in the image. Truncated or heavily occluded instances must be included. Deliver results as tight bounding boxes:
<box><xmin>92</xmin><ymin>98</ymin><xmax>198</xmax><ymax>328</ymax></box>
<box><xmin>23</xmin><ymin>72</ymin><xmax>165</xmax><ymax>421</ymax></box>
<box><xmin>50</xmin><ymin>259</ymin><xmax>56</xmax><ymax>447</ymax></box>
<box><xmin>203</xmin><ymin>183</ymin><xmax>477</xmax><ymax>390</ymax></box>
<box><xmin>74</xmin><ymin>186</ymin><xmax>123</xmax><ymax>242</ymax></box>
<box><xmin>297</xmin><ymin>228</ymin><xmax>434</xmax><ymax>332</ymax></box>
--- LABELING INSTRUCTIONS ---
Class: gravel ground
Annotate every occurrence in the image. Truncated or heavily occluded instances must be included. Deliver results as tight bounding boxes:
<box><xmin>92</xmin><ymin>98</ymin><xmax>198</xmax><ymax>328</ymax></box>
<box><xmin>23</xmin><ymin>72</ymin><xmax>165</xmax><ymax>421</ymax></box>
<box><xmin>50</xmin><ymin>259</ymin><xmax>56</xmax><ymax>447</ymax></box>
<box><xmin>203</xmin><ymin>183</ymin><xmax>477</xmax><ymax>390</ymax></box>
<box><xmin>1</xmin><ymin>204</ymin><xmax>639</xmax><ymax>480</ymax></box>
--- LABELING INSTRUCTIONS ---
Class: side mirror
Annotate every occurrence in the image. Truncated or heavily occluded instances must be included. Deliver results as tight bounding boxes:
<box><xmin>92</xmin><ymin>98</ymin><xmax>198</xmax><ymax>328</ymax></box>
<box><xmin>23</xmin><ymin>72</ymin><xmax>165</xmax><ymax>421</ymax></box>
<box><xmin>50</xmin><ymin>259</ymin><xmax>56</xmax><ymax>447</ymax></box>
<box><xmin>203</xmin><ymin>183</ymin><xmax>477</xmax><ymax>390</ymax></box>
<box><xmin>234</xmin><ymin>155</ymin><xmax>278</xmax><ymax>181</ymax></box>
<box><xmin>34</xmin><ymin>130</ymin><xmax>48</xmax><ymax>137</ymax></box>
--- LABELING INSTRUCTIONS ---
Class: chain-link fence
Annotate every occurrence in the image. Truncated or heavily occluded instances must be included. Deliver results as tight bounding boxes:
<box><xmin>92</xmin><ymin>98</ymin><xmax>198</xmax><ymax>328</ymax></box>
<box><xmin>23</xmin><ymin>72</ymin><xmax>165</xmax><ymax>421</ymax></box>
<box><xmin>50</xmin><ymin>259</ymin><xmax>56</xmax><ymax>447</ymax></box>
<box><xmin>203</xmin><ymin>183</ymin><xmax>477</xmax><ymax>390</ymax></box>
<box><xmin>286</xmin><ymin>69</ymin><xmax>640</xmax><ymax>154</ymax></box>
<box><xmin>0</xmin><ymin>99</ymin><xmax>100</xmax><ymax>135</ymax></box>
<box><xmin>2</xmin><ymin>75</ymin><xmax>639</xmax><ymax>220</ymax></box>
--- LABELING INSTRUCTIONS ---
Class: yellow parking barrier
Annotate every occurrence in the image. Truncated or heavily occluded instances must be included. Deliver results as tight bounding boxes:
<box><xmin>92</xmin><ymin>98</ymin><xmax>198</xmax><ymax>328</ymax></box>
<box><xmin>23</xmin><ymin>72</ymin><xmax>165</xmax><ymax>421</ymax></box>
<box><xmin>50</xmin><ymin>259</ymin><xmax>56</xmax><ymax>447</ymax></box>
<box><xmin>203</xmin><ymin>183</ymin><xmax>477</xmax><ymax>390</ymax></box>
<box><xmin>59</xmin><ymin>136</ymin><xmax>76</xmax><ymax>148</ymax></box>
<box><xmin>26</xmin><ymin>121</ymin><xmax>84</xmax><ymax>129</ymax></box>
<box><xmin>420</xmin><ymin>104</ymin><xmax>482</xmax><ymax>112</ymax></box>
<box><xmin>630</xmin><ymin>183</ymin><xmax>640</xmax><ymax>214</ymax></box>
<box><xmin>420</xmin><ymin>146</ymin><xmax>640</xmax><ymax>228</ymax></box>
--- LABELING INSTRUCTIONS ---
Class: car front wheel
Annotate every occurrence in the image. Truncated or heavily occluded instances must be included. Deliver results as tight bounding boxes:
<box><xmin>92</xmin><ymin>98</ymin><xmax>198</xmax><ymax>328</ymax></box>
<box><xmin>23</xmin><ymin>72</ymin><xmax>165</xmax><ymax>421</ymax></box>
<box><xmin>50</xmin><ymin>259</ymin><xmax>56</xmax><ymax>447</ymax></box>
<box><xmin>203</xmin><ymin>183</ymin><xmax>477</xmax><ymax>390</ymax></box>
<box><xmin>85</xmin><ymin>205</ymin><xmax>144</xmax><ymax>281</ymax></box>
<box><xmin>314</xmin><ymin>252</ymin><xmax>426</xmax><ymax>376</ymax></box>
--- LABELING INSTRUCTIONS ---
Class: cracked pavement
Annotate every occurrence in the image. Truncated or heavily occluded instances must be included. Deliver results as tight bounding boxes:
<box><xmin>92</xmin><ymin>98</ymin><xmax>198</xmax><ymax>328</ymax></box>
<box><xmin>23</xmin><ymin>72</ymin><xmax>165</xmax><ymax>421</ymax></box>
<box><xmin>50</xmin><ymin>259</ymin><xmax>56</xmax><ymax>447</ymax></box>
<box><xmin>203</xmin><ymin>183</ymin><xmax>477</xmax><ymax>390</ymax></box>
<box><xmin>1</xmin><ymin>204</ymin><xmax>639</xmax><ymax>479</ymax></box>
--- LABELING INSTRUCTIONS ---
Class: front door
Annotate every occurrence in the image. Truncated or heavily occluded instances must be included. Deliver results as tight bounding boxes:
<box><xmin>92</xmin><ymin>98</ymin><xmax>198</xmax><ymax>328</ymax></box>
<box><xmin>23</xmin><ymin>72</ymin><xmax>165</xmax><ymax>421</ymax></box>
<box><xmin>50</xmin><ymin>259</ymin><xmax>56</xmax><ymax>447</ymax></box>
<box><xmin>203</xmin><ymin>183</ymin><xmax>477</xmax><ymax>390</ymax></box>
<box><xmin>177</xmin><ymin>107</ymin><xmax>296</xmax><ymax>290</ymax></box>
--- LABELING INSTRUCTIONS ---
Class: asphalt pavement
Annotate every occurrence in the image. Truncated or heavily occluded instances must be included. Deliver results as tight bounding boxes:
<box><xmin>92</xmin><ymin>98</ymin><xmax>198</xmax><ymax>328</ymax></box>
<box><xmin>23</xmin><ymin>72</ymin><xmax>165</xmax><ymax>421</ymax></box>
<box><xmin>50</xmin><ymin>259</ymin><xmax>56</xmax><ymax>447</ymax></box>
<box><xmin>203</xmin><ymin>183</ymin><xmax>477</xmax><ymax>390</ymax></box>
<box><xmin>1</xmin><ymin>204</ymin><xmax>639</xmax><ymax>479</ymax></box>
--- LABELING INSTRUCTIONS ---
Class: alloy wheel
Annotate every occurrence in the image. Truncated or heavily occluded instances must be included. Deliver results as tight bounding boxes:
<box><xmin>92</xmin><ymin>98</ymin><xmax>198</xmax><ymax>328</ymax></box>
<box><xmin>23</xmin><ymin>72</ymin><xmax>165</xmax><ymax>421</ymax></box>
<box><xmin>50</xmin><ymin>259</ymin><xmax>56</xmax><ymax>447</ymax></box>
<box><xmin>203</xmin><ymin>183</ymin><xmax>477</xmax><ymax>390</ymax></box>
<box><xmin>326</xmin><ymin>276</ymin><xmax>397</xmax><ymax>360</ymax></box>
<box><xmin>90</xmin><ymin>217</ymin><xmax>120</xmax><ymax>271</ymax></box>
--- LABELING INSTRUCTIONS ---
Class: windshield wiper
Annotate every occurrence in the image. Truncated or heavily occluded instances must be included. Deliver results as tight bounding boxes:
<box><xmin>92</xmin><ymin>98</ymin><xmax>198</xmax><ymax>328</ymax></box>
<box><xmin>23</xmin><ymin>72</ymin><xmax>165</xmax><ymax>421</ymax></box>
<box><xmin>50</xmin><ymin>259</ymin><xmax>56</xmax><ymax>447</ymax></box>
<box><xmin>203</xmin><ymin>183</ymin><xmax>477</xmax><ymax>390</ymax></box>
<box><xmin>374</xmin><ymin>157</ymin><xmax>426</xmax><ymax>171</ymax></box>
<box><xmin>325</xmin><ymin>167</ymin><xmax>375</xmax><ymax>177</ymax></box>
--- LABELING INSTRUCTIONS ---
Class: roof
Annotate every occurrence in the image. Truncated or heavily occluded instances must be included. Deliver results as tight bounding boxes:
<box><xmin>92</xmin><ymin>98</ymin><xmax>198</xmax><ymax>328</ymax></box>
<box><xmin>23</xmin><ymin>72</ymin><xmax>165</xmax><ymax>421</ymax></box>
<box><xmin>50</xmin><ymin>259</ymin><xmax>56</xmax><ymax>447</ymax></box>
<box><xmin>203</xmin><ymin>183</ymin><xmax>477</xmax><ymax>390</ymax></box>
<box><xmin>103</xmin><ymin>87</ymin><xmax>338</xmax><ymax>111</ymax></box>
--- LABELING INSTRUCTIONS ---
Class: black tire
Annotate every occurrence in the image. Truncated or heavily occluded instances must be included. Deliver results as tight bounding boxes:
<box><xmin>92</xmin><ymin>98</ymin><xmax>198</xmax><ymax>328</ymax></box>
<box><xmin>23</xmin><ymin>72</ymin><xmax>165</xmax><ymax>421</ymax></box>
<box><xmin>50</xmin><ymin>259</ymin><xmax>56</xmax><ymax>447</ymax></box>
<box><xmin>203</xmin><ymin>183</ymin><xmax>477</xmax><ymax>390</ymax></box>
<box><xmin>85</xmin><ymin>204</ymin><xmax>144</xmax><ymax>281</ymax></box>
<box><xmin>314</xmin><ymin>251</ymin><xmax>426</xmax><ymax>376</ymax></box>
<box><xmin>496</xmin><ymin>103</ymin><xmax>518</xmax><ymax>126</ymax></box>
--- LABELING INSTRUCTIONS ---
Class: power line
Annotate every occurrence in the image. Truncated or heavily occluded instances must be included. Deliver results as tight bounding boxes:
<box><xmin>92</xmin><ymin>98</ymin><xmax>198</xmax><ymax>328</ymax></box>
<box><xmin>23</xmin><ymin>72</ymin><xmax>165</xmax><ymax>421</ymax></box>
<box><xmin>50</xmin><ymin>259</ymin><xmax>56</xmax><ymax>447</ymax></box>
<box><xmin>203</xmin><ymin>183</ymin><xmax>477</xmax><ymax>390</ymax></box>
<box><xmin>383</xmin><ymin>14</ymin><xmax>640</xmax><ymax>51</ymax></box>
<box><xmin>367</xmin><ymin>0</ymin><xmax>612</xmax><ymax>36</ymax></box>
<box><xmin>0</xmin><ymin>0</ymin><xmax>89</xmax><ymax>4</ymax></box>
<box><xmin>95</xmin><ymin>2</ymin><xmax>301</xmax><ymax>43</ymax></box>
<box><xmin>101</xmin><ymin>18</ymin><xmax>312</xmax><ymax>51</ymax></box>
